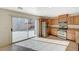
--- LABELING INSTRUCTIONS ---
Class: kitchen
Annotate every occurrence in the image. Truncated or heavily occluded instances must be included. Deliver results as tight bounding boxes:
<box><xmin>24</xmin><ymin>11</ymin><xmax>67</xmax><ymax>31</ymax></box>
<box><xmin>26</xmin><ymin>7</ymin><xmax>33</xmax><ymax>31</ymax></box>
<box><xmin>39</xmin><ymin>14</ymin><xmax>79</xmax><ymax>50</ymax></box>
<box><xmin>0</xmin><ymin>7</ymin><xmax>79</xmax><ymax>51</ymax></box>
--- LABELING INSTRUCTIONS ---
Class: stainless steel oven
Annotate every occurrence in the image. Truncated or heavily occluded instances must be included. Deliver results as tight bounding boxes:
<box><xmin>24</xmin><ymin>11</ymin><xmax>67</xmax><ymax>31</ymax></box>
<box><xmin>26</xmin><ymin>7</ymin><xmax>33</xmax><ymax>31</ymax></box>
<box><xmin>58</xmin><ymin>20</ymin><xmax>68</xmax><ymax>39</ymax></box>
<box><xmin>57</xmin><ymin>29</ymin><xmax>67</xmax><ymax>39</ymax></box>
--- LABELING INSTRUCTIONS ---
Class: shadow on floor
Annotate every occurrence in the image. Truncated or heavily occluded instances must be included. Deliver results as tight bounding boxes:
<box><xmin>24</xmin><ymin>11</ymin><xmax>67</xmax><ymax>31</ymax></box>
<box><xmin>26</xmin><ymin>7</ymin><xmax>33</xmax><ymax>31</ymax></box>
<box><xmin>0</xmin><ymin>45</ymin><xmax>36</xmax><ymax>51</ymax></box>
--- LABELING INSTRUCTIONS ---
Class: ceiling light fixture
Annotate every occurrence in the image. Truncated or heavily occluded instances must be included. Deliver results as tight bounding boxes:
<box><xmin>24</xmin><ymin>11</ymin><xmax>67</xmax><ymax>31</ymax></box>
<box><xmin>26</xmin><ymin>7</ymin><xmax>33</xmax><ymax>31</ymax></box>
<box><xmin>17</xmin><ymin>7</ymin><xmax>23</xmax><ymax>10</ymax></box>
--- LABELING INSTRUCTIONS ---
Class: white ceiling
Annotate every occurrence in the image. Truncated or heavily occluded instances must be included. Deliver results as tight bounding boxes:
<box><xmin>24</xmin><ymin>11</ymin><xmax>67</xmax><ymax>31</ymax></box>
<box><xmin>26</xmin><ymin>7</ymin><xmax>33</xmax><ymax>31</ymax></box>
<box><xmin>1</xmin><ymin>7</ymin><xmax>79</xmax><ymax>17</ymax></box>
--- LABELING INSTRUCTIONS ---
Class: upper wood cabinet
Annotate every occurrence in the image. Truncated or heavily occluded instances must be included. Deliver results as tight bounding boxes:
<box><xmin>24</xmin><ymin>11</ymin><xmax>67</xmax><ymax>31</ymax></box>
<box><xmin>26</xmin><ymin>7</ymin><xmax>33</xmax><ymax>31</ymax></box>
<box><xmin>58</xmin><ymin>14</ymin><xmax>68</xmax><ymax>22</ymax></box>
<box><xmin>74</xmin><ymin>15</ymin><xmax>79</xmax><ymax>25</ymax></box>
<box><xmin>67</xmin><ymin>29</ymin><xmax>75</xmax><ymax>41</ymax></box>
<box><xmin>68</xmin><ymin>16</ymin><xmax>74</xmax><ymax>25</ymax></box>
<box><xmin>51</xmin><ymin>17</ymin><xmax>58</xmax><ymax>25</ymax></box>
<box><xmin>47</xmin><ymin>27</ymin><xmax>51</xmax><ymax>35</ymax></box>
<box><xmin>47</xmin><ymin>19</ymin><xmax>52</xmax><ymax>25</ymax></box>
<box><xmin>38</xmin><ymin>17</ymin><xmax>42</xmax><ymax>36</ymax></box>
<box><xmin>51</xmin><ymin>28</ymin><xmax>57</xmax><ymax>36</ymax></box>
<box><xmin>54</xmin><ymin>19</ymin><xmax>58</xmax><ymax>25</ymax></box>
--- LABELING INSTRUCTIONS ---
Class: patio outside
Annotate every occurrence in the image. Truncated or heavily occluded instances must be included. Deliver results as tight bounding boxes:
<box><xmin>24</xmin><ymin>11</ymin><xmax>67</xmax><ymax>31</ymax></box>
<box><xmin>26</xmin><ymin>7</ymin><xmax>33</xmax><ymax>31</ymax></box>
<box><xmin>12</xmin><ymin>17</ymin><xmax>36</xmax><ymax>43</ymax></box>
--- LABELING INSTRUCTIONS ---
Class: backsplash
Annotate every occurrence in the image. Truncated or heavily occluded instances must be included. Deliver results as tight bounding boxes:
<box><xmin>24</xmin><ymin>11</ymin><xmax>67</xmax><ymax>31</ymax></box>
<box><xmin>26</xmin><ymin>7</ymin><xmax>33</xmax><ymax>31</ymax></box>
<box><xmin>68</xmin><ymin>25</ymin><xmax>79</xmax><ymax>29</ymax></box>
<box><xmin>49</xmin><ymin>25</ymin><xmax>79</xmax><ymax>29</ymax></box>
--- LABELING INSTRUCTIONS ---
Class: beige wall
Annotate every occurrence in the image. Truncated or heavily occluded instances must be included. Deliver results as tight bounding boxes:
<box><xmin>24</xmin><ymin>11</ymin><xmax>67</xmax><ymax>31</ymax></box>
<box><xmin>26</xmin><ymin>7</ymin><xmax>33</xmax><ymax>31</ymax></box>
<box><xmin>0</xmin><ymin>13</ymin><xmax>12</xmax><ymax>47</ymax></box>
<box><xmin>0</xmin><ymin>9</ymin><xmax>36</xmax><ymax>47</ymax></box>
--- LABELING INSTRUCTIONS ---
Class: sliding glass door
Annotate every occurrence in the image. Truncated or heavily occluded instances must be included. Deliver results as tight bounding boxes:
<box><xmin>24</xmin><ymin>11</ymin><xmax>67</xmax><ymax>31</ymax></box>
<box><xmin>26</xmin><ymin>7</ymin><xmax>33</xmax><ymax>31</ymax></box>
<box><xmin>12</xmin><ymin>16</ymin><xmax>37</xmax><ymax>43</ymax></box>
<box><xmin>28</xmin><ymin>19</ymin><xmax>35</xmax><ymax>38</ymax></box>
<box><xmin>12</xmin><ymin>17</ymin><xmax>28</xmax><ymax>42</ymax></box>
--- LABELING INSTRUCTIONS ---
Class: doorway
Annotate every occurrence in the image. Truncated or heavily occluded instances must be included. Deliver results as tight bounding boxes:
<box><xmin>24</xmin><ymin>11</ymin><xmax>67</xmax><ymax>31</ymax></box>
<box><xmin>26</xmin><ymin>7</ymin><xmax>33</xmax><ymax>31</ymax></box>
<box><xmin>12</xmin><ymin>16</ymin><xmax>38</xmax><ymax>43</ymax></box>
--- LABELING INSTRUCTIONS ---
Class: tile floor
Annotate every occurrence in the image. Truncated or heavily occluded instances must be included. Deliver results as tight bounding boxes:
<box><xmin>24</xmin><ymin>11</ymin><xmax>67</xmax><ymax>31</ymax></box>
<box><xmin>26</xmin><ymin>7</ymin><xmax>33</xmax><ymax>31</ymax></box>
<box><xmin>0</xmin><ymin>36</ymin><xmax>78</xmax><ymax>51</ymax></box>
<box><xmin>14</xmin><ymin>37</ymin><xmax>68</xmax><ymax>51</ymax></box>
<box><xmin>0</xmin><ymin>45</ymin><xmax>36</xmax><ymax>51</ymax></box>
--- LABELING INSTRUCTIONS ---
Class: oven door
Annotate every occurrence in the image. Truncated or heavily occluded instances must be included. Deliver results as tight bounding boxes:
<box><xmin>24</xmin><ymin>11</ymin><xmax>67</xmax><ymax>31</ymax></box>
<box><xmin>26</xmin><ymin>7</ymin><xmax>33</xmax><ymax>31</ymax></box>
<box><xmin>57</xmin><ymin>30</ymin><xmax>67</xmax><ymax>39</ymax></box>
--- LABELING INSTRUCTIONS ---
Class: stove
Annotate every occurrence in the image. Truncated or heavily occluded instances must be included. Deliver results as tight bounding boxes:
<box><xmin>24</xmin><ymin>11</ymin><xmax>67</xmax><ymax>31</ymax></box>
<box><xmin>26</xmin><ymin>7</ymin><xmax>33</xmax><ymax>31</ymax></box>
<box><xmin>58</xmin><ymin>29</ymin><xmax>67</xmax><ymax>39</ymax></box>
<box><xmin>58</xmin><ymin>20</ymin><xmax>68</xmax><ymax>39</ymax></box>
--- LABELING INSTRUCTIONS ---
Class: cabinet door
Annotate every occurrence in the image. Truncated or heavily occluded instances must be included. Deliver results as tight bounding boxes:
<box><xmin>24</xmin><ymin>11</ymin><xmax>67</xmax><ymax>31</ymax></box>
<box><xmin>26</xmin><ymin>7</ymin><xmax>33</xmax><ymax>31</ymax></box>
<box><xmin>59</xmin><ymin>17</ymin><xmax>67</xmax><ymax>22</ymax></box>
<box><xmin>39</xmin><ymin>17</ymin><xmax>42</xmax><ymax>36</ymax></box>
<box><xmin>75</xmin><ymin>30</ymin><xmax>79</xmax><ymax>43</ymax></box>
<box><xmin>54</xmin><ymin>19</ymin><xmax>58</xmax><ymax>25</ymax></box>
<box><xmin>68</xmin><ymin>16</ymin><xmax>74</xmax><ymax>25</ymax></box>
<box><xmin>74</xmin><ymin>16</ymin><xmax>79</xmax><ymax>25</ymax></box>
<box><xmin>58</xmin><ymin>14</ymin><xmax>68</xmax><ymax>23</ymax></box>
<box><xmin>67</xmin><ymin>29</ymin><xmax>75</xmax><ymax>41</ymax></box>
<box><xmin>47</xmin><ymin>27</ymin><xmax>51</xmax><ymax>35</ymax></box>
<box><xmin>51</xmin><ymin>19</ymin><xmax>54</xmax><ymax>25</ymax></box>
<box><xmin>51</xmin><ymin>19</ymin><xmax>58</xmax><ymax>25</ymax></box>
<box><xmin>47</xmin><ymin>19</ymin><xmax>52</xmax><ymax>25</ymax></box>
<box><xmin>51</xmin><ymin>17</ymin><xmax>58</xmax><ymax>25</ymax></box>
<box><xmin>51</xmin><ymin>28</ymin><xmax>57</xmax><ymax>36</ymax></box>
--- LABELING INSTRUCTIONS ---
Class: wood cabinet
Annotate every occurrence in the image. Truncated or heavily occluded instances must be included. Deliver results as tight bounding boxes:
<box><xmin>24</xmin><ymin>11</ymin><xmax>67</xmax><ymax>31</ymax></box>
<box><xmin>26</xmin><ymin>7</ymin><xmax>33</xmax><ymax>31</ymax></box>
<box><xmin>54</xmin><ymin>19</ymin><xmax>58</xmax><ymax>25</ymax></box>
<box><xmin>74</xmin><ymin>15</ymin><xmax>79</xmax><ymax>25</ymax></box>
<box><xmin>47</xmin><ymin>19</ymin><xmax>52</xmax><ymax>25</ymax></box>
<box><xmin>68</xmin><ymin>16</ymin><xmax>74</xmax><ymax>25</ymax></box>
<box><xmin>58</xmin><ymin>14</ymin><xmax>68</xmax><ymax>22</ymax></box>
<box><xmin>47</xmin><ymin>19</ymin><xmax>51</xmax><ymax>35</ymax></box>
<box><xmin>67</xmin><ymin>29</ymin><xmax>75</xmax><ymax>41</ymax></box>
<box><xmin>51</xmin><ymin>28</ymin><xmax>57</xmax><ymax>36</ymax></box>
<box><xmin>51</xmin><ymin>17</ymin><xmax>58</xmax><ymax>25</ymax></box>
<box><xmin>47</xmin><ymin>27</ymin><xmax>51</xmax><ymax>35</ymax></box>
<box><xmin>75</xmin><ymin>30</ymin><xmax>79</xmax><ymax>43</ymax></box>
<box><xmin>39</xmin><ymin>17</ymin><xmax>42</xmax><ymax>36</ymax></box>
<box><xmin>51</xmin><ymin>19</ymin><xmax>54</xmax><ymax>25</ymax></box>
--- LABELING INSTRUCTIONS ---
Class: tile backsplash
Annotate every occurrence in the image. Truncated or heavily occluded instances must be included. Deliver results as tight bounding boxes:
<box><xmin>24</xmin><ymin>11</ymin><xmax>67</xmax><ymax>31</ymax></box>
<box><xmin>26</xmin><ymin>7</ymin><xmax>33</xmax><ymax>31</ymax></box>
<box><xmin>49</xmin><ymin>25</ymin><xmax>79</xmax><ymax>29</ymax></box>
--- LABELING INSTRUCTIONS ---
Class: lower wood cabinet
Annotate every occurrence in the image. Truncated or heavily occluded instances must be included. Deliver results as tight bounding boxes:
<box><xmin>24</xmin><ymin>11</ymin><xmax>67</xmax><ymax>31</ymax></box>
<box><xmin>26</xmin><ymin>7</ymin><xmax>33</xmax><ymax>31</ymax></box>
<box><xmin>75</xmin><ymin>30</ymin><xmax>79</xmax><ymax>43</ymax></box>
<box><xmin>51</xmin><ymin>28</ymin><xmax>57</xmax><ymax>36</ymax></box>
<box><xmin>67</xmin><ymin>29</ymin><xmax>75</xmax><ymax>41</ymax></box>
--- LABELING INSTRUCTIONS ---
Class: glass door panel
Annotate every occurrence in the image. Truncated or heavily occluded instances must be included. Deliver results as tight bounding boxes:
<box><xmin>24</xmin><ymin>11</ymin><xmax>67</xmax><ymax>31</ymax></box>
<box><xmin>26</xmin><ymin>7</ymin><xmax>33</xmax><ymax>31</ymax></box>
<box><xmin>28</xmin><ymin>19</ymin><xmax>35</xmax><ymax>38</ymax></box>
<box><xmin>12</xmin><ymin>17</ymin><xmax>28</xmax><ymax>43</ymax></box>
<box><xmin>12</xmin><ymin>16</ymin><xmax>38</xmax><ymax>43</ymax></box>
